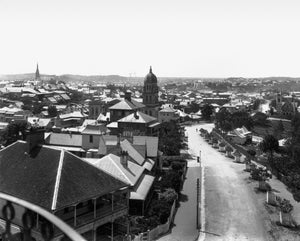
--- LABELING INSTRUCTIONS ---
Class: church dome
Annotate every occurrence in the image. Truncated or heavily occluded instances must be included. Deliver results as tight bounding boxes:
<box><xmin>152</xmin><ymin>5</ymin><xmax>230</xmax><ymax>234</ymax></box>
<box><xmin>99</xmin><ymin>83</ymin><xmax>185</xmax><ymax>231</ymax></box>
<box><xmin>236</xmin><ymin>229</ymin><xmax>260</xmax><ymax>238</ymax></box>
<box><xmin>144</xmin><ymin>66</ymin><xmax>157</xmax><ymax>83</ymax></box>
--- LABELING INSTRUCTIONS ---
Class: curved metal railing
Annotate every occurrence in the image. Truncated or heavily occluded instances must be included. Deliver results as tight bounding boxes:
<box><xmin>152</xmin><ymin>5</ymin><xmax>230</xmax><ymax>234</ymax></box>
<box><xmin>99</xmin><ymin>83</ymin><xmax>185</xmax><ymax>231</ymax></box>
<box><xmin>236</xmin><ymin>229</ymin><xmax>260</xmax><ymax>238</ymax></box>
<box><xmin>0</xmin><ymin>192</ymin><xmax>86</xmax><ymax>241</ymax></box>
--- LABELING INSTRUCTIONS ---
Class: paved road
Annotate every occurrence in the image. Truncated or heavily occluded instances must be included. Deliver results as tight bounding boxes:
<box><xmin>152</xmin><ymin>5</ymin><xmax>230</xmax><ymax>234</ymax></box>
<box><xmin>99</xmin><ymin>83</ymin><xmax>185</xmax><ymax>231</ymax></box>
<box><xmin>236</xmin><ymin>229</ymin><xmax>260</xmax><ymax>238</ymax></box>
<box><xmin>188</xmin><ymin>123</ymin><xmax>268</xmax><ymax>241</ymax></box>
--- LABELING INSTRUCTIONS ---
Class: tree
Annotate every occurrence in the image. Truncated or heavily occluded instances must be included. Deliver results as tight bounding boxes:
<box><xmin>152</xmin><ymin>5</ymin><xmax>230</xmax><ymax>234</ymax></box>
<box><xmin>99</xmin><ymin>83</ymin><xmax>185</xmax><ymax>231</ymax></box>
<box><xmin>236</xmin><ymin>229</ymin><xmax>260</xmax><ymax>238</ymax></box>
<box><xmin>274</xmin><ymin>120</ymin><xmax>284</xmax><ymax>139</ymax></box>
<box><xmin>159</xmin><ymin>188</ymin><xmax>178</xmax><ymax>204</ymax></box>
<box><xmin>148</xmin><ymin>200</ymin><xmax>171</xmax><ymax>224</ymax></box>
<box><xmin>231</xmin><ymin>111</ymin><xmax>254</xmax><ymax>130</ymax></box>
<box><xmin>215</xmin><ymin>108</ymin><xmax>232</xmax><ymax>132</ymax></box>
<box><xmin>32</xmin><ymin>102</ymin><xmax>44</xmax><ymax>115</ymax></box>
<box><xmin>201</xmin><ymin>104</ymin><xmax>213</xmax><ymax>120</ymax></box>
<box><xmin>159</xmin><ymin>120</ymin><xmax>183</xmax><ymax>156</ymax></box>
<box><xmin>185</xmin><ymin>102</ymin><xmax>200</xmax><ymax>114</ymax></box>
<box><xmin>1</xmin><ymin>121</ymin><xmax>28</xmax><ymax>146</ymax></box>
<box><xmin>252</xmin><ymin>99</ymin><xmax>261</xmax><ymax>110</ymax></box>
<box><xmin>270</xmin><ymin>99</ymin><xmax>277</xmax><ymax>108</ymax></box>
<box><xmin>260</xmin><ymin>135</ymin><xmax>279</xmax><ymax>170</ymax></box>
<box><xmin>158</xmin><ymin>171</ymin><xmax>182</xmax><ymax>193</ymax></box>
<box><xmin>69</xmin><ymin>90</ymin><xmax>84</xmax><ymax>103</ymax></box>
<box><xmin>48</xmin><ymin>105</ymin><xmax>58</xmax><ymax>117</ymax></box>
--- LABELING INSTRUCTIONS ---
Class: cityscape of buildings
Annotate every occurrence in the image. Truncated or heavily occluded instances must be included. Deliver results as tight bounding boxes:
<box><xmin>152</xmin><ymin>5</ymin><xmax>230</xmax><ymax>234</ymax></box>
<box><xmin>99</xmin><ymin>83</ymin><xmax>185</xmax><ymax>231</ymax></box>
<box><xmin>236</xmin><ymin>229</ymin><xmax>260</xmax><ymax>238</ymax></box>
<box><xmin>1</xmin><ymin>63</ymin><xmax>300</xmax><ymax>240</ymax></box>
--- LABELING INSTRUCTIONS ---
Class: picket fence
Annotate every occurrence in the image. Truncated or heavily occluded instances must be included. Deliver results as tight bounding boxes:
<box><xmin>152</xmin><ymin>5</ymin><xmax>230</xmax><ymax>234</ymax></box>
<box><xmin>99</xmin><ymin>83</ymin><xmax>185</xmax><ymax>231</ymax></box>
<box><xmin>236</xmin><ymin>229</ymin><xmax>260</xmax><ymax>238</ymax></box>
<box><xmin>131</xmin><ymin>200</ymin><xmax>176</xmax><ymax>241</ymax></box>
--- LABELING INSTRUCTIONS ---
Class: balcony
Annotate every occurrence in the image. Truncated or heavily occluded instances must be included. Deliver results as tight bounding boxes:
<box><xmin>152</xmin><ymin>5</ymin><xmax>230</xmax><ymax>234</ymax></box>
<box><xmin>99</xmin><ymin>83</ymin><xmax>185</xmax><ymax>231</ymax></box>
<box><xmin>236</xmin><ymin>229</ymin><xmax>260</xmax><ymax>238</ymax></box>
<box><xmin>0</xmin><ymin>192</ymin><xmax>86</xmax><ymax>241</ymax></box>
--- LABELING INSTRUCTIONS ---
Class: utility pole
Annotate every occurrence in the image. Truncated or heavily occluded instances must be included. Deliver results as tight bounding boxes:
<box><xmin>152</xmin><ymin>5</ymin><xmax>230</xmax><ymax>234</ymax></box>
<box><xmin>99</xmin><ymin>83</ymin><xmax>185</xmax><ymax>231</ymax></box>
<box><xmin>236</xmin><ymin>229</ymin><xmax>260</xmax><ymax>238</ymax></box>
<box><xmin>196</xmin><ymin>178</ymin><xmax>200</xmax><ymax>229</ymax></box>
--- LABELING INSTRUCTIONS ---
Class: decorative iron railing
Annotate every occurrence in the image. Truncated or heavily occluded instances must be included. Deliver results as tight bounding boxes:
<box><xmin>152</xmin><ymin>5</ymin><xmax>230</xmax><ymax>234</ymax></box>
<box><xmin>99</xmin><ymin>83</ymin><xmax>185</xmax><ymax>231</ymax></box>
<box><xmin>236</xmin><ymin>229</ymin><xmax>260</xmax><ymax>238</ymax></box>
<box><xmin>0</xmin><ymin>192</ymin><xmax>86</xmax><ymax>241</ymax></box>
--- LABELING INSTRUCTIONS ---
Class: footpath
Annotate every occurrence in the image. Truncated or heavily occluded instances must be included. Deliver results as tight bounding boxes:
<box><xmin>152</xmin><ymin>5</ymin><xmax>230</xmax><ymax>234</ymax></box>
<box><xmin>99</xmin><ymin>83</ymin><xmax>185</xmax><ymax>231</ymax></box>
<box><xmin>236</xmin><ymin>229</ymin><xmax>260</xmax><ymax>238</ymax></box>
<box><xmin>157</xmin><ymin>128</ymin><xmax>201</xmax><ymax>241</ymax></box>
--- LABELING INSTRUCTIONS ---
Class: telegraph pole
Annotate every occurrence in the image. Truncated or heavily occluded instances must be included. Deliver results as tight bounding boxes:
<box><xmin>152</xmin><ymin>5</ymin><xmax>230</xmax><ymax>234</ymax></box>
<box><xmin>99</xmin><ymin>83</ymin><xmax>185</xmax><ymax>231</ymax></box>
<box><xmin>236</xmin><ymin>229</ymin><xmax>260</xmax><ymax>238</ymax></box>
<box><xmin>196</xmin><ymin>178</ymin><xmax>200</xmax><ymax>229</ymax></box>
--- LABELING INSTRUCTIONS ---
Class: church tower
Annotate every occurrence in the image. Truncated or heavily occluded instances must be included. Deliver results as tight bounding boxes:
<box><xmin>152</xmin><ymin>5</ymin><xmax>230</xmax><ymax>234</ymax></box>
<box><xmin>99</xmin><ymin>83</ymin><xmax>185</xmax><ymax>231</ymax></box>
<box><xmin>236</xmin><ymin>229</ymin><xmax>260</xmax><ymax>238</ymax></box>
<box><xmin>143</xmin><ymin>66</ymin><xmax>159</xmax><ymax>117</ymax></box>
<box><xmin>35</xmin><ymin>63</ymin><xmax>40</xmax><ymax>80</ymax></box>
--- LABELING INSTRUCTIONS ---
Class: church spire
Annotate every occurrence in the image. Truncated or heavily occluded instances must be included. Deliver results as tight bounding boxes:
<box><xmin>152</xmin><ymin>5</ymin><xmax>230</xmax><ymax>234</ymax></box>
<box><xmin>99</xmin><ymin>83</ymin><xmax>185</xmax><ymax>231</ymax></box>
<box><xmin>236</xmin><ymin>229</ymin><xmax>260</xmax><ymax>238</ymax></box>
<box><xmin>35</xmin><ymin>63</ymin><xmax>40</xmax><ymax>80</ymax></box>
<box><xmin>149</xmin><ymin>66</ymin><xmax>152</xmax><ymax>73</ymax></box>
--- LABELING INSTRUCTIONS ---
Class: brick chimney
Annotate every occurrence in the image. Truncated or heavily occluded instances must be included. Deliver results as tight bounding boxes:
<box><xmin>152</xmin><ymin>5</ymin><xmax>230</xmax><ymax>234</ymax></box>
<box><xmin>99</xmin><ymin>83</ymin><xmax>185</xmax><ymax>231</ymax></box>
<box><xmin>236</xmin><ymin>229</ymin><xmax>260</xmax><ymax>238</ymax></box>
<box><xmin>120</xmin><ymin>150</ymin><xmax>128</xmax><ymax>167</ymax></box>
<box><xmin>25</xmin><ymin>127</ymin><xmax>45</xmax><ymax>153</ymax></box>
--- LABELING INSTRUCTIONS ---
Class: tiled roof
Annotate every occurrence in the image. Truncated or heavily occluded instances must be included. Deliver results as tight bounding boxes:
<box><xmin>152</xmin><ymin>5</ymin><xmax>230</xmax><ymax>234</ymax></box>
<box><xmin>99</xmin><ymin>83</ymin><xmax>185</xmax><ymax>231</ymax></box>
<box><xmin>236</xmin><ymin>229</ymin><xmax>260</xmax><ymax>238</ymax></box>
<box><xmin>0</xmin><ymin>142</ymin><xmax>127</xmax><ymax>211</ymax></box>
<box><xmin>118</xmin><ymin>111</ymin><xmax>157</xmax><ymax>124</ymax></box>
<box><xmin>84</xmin><ymin>154</ymin><xmax>144</xmax><ymax>186</ymax></box>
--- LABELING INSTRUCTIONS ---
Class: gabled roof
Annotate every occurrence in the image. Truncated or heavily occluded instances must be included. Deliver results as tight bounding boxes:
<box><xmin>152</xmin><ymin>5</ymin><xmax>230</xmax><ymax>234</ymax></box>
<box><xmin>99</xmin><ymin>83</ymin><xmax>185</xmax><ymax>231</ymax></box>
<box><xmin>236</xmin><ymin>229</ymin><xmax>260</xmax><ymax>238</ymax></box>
<box><xmin>130</xmin><ymin>174</ymin><xmax>155</xmax><ymax>200</ymax></box>
<box><xmin>109</xmin><ymin>99</ymin><xmax>145</xmax><ymax>110</ymax></box>
<box><xmin>84</xmin><ymin>154</ymin><xmax>144</xmax><ymax>186</ymax></box>
<box><xmin>82</xmin><ymin>124</ymin><xmax>107</xmax><ymax>135</ymax></box>
<box><xmin>133</xmin><ymin>136</ymin><xmax>158</xmax><ymax>157</ymax></box>
<box><xmin>118</xmin><ymin>111</ymin><xmax>157</xmax><ymax>124</ymax></box>
<box><xmin>121</xmin><ymin>139</ymin><xmax>145</xmax><ymax>165</ymax></box>
<box><xmin>0</xmin><ymin>142</ymin><xmax>127</xmax><ymax>211</ymax></box>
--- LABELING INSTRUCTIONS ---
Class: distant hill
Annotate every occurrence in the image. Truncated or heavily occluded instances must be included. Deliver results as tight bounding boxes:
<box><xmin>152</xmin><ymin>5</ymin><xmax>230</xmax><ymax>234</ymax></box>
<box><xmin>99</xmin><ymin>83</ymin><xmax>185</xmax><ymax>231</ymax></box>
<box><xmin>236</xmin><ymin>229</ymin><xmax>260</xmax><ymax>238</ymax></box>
<box><xmin>1</xmin><ymin>73</ymin><xmax>299</xmax><ymax>85</ymax></box>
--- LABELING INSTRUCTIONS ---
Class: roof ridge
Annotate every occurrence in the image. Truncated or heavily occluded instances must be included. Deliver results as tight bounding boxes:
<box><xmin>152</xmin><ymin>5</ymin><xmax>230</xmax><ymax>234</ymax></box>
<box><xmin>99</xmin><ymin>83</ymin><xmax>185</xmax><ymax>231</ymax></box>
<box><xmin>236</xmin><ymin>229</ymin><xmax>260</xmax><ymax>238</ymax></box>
<box><xmin>51</xmin><ymin>149</ymin><xmax>65</xmax><ymax>210</ymax></box>
<box><xmin>0</xmin><ymin>141</ymin><xmax>22</xmax><ymax>153</ymax></box>
<box><xmin>109</xmin><ymin>154</ymin><xmax>133</xmax><ymax>185</ymax></box>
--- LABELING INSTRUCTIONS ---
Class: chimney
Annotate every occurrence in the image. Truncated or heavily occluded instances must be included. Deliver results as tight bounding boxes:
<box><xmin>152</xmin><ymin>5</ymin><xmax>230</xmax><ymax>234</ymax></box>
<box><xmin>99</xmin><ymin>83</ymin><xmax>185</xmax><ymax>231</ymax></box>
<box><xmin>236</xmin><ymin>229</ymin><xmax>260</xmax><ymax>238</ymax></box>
<box><xmin>120</xmin><ymin>150</ymin><xmax>128</xmax><ymax>167</ymax></box>
<box><xmin>25</xmin><ymin>127</ymin><xmax>45</xmax><ymax>153</ymax></box>
<box><xmin>125</xmin><ymin>91</ymin><xmax>131</xmax><ymax>102</ymax></box>
<box><xmin>134</xmin><ymin>111</ymin><xmax>139</xmax><ymax>119</ymax></box>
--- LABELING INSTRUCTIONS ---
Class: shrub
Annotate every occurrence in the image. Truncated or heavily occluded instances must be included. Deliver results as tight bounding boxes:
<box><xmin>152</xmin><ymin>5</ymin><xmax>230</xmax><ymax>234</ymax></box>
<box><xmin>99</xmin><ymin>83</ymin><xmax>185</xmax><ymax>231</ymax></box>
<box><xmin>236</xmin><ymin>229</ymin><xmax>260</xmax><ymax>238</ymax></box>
<box><xmin>162</xmin><ymin>160</ymin><xmax>170</xmax><ymax>167</ymax></box>
<box><xmin>247</xmin><ymin>149</ymin><xmax>256</xmax><ymax>157</ymax></box>
<box><xmin>148</xmin><ymin>200</ymin><xmax>171</xmax><ymax>225</ymax></box>
<box><xmin>171</xmin><ymin>161</ymin><xmax>185</xmax><ymax>171</ymax></box>
<box><xmin>277</xmin><ymin>197</ymin><xmax>294</xmax><ymax>213</ymax></box>
<box><xmin>293</xmin><ymin>189</ymin><xmax>300</xmax><ymax>202</ymax></box>
<box><xmin>160</xmin><ymin>188</ymin><xmax>178</xmax><ymax>204</ymax></box>
<box><xmin>135</xmin><ymin>216</ymin><xmax>160</xmax><ymax>232</ymax></box>
<box><xmin>250</xmin><ymin>166</ymin><xmax>272</xmax><ymax>181</ymax></box>
<box><xmin>225</xmin><ymin>145</ymin><xmax>233</xmax><ymax>152</ymax></box>
<box><xmin>158</xmin><ymin>171</ymin><xmax>182</xmax><ymax>193</ymax></box>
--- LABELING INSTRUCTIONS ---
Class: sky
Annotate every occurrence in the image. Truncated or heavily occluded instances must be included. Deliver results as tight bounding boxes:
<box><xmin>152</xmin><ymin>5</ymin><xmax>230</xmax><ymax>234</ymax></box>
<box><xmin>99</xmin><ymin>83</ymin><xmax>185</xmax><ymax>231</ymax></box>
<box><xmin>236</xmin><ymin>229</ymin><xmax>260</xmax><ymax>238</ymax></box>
<box><xmin>0</xmin><ymin>0</ymin><xmax>300</xmax><ymax>78</ymax></box>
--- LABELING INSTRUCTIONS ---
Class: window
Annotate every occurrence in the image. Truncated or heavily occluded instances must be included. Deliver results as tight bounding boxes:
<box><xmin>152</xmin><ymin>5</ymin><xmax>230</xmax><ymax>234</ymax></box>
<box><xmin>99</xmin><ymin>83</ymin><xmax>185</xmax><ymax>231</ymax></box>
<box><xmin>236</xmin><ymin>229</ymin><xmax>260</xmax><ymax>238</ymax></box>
<box><xmin>89</xmin><ymin>135</ymin><xmax>93</xmax><ymax>143</ymax></box>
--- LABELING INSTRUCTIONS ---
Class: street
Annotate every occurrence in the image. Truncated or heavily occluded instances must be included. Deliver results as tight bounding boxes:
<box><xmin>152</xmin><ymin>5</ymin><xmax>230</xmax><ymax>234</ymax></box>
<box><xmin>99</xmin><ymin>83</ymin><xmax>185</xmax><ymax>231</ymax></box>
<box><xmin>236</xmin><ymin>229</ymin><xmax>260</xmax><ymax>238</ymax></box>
<box><xmin>189</xmin><ymin>123</ymin><xmax>268</xmax><ymax>241</ymax></box>
<box><xmin>159</xmin><ymin>122</ymin><xmax>269</xmax><ymax>241</ymax></box>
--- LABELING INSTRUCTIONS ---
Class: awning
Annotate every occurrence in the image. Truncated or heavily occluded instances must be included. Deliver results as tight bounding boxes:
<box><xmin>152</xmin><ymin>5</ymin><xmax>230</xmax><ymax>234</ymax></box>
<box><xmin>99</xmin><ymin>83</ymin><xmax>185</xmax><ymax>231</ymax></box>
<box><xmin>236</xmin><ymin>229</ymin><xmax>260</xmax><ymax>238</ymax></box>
<box><xmin>143</xmin><ymin>158</ymin><xmax>155</xmax><ymax>171</ymax></box>
<box><xmin>130</xmin><ymin>174</ymin><xmax>155</xmax><ymax>200</ymax></box>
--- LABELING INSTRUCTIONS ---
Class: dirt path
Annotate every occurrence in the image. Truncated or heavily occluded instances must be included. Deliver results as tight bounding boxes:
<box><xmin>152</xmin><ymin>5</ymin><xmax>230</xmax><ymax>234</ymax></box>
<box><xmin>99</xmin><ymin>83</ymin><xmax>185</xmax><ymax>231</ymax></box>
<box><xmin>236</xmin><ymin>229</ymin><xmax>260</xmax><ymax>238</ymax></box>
<box><xmin>187</xmin><ymin>123</ymin><xmax>269</xmax><ymax>241</ymax></box>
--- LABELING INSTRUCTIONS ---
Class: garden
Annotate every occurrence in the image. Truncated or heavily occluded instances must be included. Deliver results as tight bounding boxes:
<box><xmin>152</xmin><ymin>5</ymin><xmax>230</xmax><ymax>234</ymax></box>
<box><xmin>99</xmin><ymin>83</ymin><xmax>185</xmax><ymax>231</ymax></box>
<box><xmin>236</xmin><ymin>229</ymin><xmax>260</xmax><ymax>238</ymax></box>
<box><xmin>130</xmin><ymin>160</ymin><xmax>186</xmax><ymax>234</ymax></box>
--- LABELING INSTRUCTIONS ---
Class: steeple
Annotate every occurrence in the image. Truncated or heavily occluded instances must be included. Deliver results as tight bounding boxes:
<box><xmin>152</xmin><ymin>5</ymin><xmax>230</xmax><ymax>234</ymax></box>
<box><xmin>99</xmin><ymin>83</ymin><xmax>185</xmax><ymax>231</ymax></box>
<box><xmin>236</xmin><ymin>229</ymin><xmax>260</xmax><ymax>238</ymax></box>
<box><xmin>35</xmin><ymin>63</ymin><xmax>40</xmax><ymax>80</ymax></box>
<box><xmin>149</xmin><ymin>66</ymin><xmax>152</xmax><ymax>73</ymax></box>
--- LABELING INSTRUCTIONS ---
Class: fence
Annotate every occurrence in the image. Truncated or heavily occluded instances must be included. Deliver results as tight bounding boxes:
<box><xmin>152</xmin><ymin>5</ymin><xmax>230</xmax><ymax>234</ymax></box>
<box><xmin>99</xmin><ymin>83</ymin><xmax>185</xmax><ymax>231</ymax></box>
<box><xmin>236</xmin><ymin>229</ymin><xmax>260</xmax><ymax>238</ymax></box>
<box><xmin>131</xmin><ymin>200</ymin><xmax>176</xmax><ymax>241</ymax></box>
